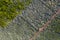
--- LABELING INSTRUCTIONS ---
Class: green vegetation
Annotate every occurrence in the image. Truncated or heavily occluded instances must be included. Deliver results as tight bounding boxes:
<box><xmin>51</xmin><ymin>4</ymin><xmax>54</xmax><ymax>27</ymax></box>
<box><xmin>0</xmin><ymin>0</ymin><xmax>32</xmax><ymax>27</ymax></box>
<box><xmin>50</xmin><ymin>16</ymin><xmax>60</xmax><ymax>33</ymax></box>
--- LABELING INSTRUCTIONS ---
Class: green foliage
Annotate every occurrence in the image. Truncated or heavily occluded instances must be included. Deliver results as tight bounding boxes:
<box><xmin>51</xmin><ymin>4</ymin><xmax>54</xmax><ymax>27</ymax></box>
<box><xmin>50</xmin><ymin>16</ymin><xmax>60</xmax><ymax>33</ymax></box>
<box><xmin>0</xmin><ymin>0</ymin><xmax>32</xmax><ymax>27</ymax></box>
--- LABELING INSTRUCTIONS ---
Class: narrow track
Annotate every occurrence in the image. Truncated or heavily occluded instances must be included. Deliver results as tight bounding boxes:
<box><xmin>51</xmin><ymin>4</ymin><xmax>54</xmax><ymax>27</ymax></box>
<box><xmin>29</xmin><ymin>9</ymin><xmax>60</xmax><ymax>40</ymax></box>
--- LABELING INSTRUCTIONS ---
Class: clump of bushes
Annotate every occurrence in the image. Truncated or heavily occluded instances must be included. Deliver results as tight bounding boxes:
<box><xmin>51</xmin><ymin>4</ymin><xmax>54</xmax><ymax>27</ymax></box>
<box><xmin>0</xmin><ymin>0</ymin><xmax>31</xmax><ymax>27</ymax></box>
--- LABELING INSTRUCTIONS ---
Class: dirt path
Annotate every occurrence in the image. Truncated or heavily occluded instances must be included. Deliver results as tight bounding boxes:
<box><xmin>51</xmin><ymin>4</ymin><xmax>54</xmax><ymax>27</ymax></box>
<box><xmin>29</xmin><ymin>9</ymin><xmax>60</xmax><ymax>40</ymax></box>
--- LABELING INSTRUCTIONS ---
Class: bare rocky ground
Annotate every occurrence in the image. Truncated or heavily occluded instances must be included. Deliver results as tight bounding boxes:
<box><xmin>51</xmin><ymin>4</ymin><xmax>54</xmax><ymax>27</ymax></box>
<box><xmin>0</xmin><ymin>0</ymin><xmax>60</xmax><ymax>40</ymax></box>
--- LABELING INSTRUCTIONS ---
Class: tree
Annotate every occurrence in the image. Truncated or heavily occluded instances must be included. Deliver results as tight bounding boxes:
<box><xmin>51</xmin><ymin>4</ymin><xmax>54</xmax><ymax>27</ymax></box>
<box><xmin>0</xmin><ymin>0</ymin><xmax>31</xmax><ymax>27</ymax></box>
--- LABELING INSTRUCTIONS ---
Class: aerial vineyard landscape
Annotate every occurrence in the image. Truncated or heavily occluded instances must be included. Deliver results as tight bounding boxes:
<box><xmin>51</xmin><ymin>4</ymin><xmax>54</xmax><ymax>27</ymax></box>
<box><xmin>0</xmin><ymin>0</ymin><xmax>60</xmax><ymax>40</ymax></box>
